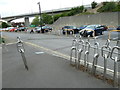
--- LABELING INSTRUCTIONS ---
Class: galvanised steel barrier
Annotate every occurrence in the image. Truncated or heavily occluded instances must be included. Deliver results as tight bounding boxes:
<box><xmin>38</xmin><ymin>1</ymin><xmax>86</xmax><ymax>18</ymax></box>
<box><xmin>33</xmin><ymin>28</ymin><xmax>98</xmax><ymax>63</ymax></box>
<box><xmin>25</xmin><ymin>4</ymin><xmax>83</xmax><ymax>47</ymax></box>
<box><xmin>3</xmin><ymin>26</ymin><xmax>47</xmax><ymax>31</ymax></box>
<box><xmin>70</xmin><ymin>35</ymin><xmax>120</xmax><ymax>87</ymax></box>
<box><xmin>16</xmin><ymin>36</ymin><xmax>29</xmax><ymax>70</ymax></box>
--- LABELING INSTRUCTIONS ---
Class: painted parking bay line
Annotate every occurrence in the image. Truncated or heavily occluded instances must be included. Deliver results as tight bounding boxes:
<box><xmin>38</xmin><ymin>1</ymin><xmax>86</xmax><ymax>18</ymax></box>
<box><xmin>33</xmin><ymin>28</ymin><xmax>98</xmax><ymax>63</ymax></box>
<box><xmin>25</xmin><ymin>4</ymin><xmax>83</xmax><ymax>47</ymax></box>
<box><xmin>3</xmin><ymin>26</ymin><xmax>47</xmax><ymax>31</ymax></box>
<box><xmin>25</xmin><ymin>41</ymin><xmax>119</xmax><ymax>76</ymax></box>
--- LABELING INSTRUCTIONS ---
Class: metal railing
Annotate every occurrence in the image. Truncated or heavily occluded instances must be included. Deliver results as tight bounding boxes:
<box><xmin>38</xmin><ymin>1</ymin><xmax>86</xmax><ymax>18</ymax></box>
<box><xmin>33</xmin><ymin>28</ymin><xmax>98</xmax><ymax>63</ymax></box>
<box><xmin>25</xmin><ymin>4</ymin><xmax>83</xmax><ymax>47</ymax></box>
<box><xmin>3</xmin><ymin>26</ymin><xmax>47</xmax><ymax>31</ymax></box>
<box><xmin>70</xmin><ymin>34</ymin><xmax>120</xmax><ymax>87</ymax></box>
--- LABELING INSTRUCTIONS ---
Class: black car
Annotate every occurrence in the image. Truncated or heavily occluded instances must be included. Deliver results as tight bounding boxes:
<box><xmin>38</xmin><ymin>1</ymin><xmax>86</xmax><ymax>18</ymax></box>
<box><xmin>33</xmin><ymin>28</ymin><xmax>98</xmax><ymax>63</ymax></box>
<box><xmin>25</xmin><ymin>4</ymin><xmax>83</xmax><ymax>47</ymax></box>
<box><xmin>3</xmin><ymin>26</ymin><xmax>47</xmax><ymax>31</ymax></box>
<box><xmin>117</xmin><ymin>25</ymin><xmax>120</xmax><ymax>30</ymax></box>
<box><xmin>78</xmin><ymin>25</ymin><xmax>88</xmax><ymax>30</ymax></box>
<box><xmin>41</xmin><ymin>26</ymin><xmax>52</xmax><ymax>33</ymax></box>
<box><xmin>35</xmin><ymin>26</ymin><xmax>52</xmax><ymax>33</ymax></box>
<box><xmin>79</xmin><ymin>25</ymin><xmax>105</xmax><ymax>37</ymax></box>
<box><xmin>62</xmin><ymin>26</ymin><xmax>79</xmax><ymax>35</ymax></box>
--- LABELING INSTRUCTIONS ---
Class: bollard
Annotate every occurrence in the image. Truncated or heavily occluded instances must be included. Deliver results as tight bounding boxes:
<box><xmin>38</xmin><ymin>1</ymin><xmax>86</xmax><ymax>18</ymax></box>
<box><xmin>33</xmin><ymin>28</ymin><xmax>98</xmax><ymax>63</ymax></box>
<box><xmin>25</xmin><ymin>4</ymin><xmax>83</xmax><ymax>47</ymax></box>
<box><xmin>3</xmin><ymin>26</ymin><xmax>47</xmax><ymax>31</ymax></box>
<box><xmin>16</xmin><ymin>37</ymin><xmax>28</xmax><ymax>70</ymax></box>
<box><xmin>2</xmin><ymin>38</ymin><xmax>8</xmax><ymax>51</ymax></box>
<box><xmin>92</xmin><ymin>37</ymin><xmax>99</xmax><ymax>75</ymax></box>
<box><xmin>110</xmin><ymin>46</ymin><xmax>120</xmax><ymax>87</ymax></box>
<box><xmin>70</xmin><ymin>35</ymin><xmax>78</xmax><ymax>66</ymax></box>
<box><xmin>84</xmin><ymin>35</ymin><xmax>90</xmax><ymax>71</ymax></box>
<box><xmin>77</xmin><ymin>35</ymin><xmax>84</xmax><ymax>69</ymax></box>
<box><xmin>101</xmin><ymin>39</ymin><xmax>111</xmax><ymax>81</ymax></box>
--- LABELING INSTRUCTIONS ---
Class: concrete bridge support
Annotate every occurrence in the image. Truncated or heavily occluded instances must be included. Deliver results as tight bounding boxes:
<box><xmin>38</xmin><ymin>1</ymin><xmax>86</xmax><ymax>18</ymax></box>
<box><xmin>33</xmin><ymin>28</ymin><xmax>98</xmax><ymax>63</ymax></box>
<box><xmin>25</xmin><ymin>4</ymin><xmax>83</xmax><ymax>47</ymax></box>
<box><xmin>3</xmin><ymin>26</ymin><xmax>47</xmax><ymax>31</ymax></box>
<box><xmin>24</xmin><ymin>17</ymin><xmax>29</xmax><ymax>27</ymax></box>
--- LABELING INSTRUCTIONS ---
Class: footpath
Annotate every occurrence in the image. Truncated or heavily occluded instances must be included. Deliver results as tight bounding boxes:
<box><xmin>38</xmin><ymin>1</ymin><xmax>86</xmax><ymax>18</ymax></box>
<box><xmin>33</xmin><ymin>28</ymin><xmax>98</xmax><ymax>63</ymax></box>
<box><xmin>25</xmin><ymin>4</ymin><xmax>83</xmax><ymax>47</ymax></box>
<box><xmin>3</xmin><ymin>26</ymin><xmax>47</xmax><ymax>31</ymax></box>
<box><xmin>2</xmin><ymin>37</ymin><xmax>115</xmax><ymax>88</ymax></box>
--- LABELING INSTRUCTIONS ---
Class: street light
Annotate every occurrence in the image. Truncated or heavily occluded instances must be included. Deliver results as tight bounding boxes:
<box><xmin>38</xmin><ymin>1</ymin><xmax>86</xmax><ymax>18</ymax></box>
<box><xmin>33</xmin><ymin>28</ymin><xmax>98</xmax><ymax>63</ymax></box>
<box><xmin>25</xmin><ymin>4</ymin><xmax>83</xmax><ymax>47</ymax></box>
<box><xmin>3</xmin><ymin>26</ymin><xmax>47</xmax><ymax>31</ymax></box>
<box><xmin>37</xmin><ymin>2</ymin><xmax>42</xmax><ymax>31</ymax></box>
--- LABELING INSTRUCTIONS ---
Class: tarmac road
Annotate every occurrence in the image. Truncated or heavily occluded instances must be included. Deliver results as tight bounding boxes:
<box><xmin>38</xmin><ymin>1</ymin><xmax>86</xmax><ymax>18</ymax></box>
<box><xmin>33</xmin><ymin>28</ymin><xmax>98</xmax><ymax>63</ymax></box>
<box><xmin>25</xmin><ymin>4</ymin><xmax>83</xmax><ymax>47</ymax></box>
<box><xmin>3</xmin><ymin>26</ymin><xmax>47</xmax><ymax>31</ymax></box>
<box><xmin>2</xmin><ymin>32</ymin><xmax>120</xmax><ymax>85</ymax></box>
<box><xmin>2</xmin><ymin>42</ymin><xmax>113</xmax><ymax>88</ymax></box>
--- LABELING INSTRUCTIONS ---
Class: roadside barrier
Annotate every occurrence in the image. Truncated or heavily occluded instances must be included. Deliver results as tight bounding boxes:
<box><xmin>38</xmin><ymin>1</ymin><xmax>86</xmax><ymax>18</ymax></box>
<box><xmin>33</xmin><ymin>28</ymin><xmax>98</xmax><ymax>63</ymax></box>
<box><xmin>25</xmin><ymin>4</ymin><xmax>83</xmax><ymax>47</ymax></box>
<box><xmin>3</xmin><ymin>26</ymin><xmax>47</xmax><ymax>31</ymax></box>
<box><xmin>70</xmin><ymin>35</ymin><xmax>77</xmax><ymax>66</ymax></box>
<box><xmin>77</xmin><ymin>35</ymin><xmax>84</xmax><ymax>69</ymax></box>
<box><xmin>70</xmin><ymin>35</ymin><xmax>120</xmax><ymax>87</ymax></box>
<box><xmin>101</xmin><ymin>39</ymin><xmax>111</xmax><ymax>81</ymax></box>
<box><xmin>92</xmin><ymin>37</ymin><xmax>99</xmax><ymax>75</ymax></box>
<box><xmin>16</xmin><ymin>37</ymin><xmax>28</xmax><ymax>70</ymax></box>
<box><xmin>110</xmin><ymin>41</ymin><xmax>120</xmax><ymax>87</ymax></box>
<box><xmin>83</xmin><ymin>36</ymin><xmax>90</xmax><ymax>72</ymax></box>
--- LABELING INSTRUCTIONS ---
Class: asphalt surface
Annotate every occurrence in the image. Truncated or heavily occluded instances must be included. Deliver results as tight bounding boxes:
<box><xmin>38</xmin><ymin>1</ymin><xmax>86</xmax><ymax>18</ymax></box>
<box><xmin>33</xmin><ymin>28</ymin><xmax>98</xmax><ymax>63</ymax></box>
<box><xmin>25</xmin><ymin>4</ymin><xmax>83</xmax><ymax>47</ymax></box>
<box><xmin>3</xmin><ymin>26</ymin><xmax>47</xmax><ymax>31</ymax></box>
<box><xmin>2</xmin><ymin>41</ymin><xmax>113</xmax><ymax>88</ymax></box>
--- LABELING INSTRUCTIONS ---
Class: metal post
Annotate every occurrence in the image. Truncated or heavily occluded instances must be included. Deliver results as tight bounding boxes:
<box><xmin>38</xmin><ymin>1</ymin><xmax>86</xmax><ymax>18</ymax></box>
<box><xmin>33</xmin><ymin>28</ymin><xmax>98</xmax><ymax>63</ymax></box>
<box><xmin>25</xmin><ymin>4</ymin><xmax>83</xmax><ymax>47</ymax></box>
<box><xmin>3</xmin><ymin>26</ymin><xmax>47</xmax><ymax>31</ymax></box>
<box><xmin>110</xmin><ymin>46</ymin><xmax>120</xmax><ymax>87</ymax></box>
<box><xmin>101</xmin><ymin>39</ymin><xmax>111</xmax><ymax>81</ymax></box>
<box><xmin>70</xmin><ymin>35</ymin><xmax>78</xmax><ymax>66</ymax></box>
<box><xmin>92</xmin><ymin>37</ymin><xmax>99</xmax><ymax>75</ymax></box>
<box><xmin>77</xmin><ymin>35</ymin><xmax>84</xmax><ymax>69</ymax></box>
<box><xmin>37</xmin><ymin>2</ymin><xmax>42</xmax><ymax>31</ymax></box>
<box><xmin>16</xmin><ymin>37</ymin><xmax>28</xmax><ymax>70</ymax></box>
<box><xmin>84</xmin><ymin>36</ymin><xmax>90</xmax><ymax>71</ymax></box>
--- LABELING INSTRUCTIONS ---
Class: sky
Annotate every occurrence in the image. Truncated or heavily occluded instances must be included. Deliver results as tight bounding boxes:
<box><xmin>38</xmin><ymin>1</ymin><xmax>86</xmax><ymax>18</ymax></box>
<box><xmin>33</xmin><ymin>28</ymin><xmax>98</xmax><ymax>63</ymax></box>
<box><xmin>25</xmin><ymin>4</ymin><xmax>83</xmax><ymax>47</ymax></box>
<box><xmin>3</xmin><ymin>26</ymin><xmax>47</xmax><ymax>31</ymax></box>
<box><xmin>0</xmin><ymin>0</ymin><xmax>118</xmax><ymax>22</ymax></box>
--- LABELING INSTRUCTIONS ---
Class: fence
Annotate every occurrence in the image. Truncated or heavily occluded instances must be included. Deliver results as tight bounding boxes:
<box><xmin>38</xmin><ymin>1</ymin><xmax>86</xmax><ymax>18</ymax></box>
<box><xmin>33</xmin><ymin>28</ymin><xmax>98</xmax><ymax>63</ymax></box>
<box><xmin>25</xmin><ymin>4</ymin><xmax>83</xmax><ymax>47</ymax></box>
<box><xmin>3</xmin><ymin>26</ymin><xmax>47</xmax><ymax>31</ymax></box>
<box><xmin>70</xmin><ymin>35</ymin><xmax>120</xmax><ymax>87</ymax></box>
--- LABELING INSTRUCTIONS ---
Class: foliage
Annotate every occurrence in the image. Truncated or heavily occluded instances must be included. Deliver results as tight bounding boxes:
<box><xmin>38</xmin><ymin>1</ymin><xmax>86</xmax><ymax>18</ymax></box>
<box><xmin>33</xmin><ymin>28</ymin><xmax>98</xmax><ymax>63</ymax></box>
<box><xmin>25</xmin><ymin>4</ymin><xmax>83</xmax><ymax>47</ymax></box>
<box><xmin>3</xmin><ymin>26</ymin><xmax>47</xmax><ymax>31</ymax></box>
<box><xmin>31</xmin><ymin>5</ymin><xmax>85</xmax><ymax>25</ymax></box>
<box><xmin>114</xmin><ymin>3</ymin><xmax>120</xmax><ymax>11</ymax></box>
<box><xmin>31</xmin><ymin>16</ymin><xmax>40</xmax><ymax>26</ymax></box>
<box><xmin>91</xmin><ymin>1</ymin><xmax>97</xmax><ymax>9</ymax></box>
<box><xmin>68</xmin><ymin>6</ymin><xmax>84</xmax><ymax>16</ymax></box>
<box><xmin>1</xmin><ymin>22</ymin><xmax>11</xmax><ymax>28</ymax></box>
<box><xmin>97</xmin><ymin>2</ymin><xmax>120</xmax><ymax>12</ymax></box>
<box><xmin>42</xmin><ymin>13</ymin><xmax>53</xmax><ymax>24</ymax></box>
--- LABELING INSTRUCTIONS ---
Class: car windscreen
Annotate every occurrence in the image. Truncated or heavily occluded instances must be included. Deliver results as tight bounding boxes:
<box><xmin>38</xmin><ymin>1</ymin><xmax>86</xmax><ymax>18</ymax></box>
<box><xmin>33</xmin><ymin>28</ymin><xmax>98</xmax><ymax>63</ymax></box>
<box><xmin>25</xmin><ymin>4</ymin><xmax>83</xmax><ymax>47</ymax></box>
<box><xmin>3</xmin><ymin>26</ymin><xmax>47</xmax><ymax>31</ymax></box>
<box><xmin>85</xmin><ymin>25</ymin><xmax>96</xmax><ymax>29</ymax></box>
<box><xmin>42</xmin><ymin>26</ymin><xmax>50</xmax><ymax>29</ymax></box>
<box><xmin>64</xmin><ymin>26</ymin><xmax>76</xmax><ymax>29</ymax></box>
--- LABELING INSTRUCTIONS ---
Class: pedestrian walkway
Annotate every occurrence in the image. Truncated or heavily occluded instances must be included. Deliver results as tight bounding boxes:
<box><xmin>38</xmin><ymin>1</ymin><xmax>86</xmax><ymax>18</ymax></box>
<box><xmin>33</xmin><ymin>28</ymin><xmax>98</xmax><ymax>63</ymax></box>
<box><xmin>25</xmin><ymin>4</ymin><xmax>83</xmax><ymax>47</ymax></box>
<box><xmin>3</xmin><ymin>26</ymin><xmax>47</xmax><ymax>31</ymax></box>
<box><xmin>2</xmin><ymin>42</ymin><xmax>113</xmax><ymax>88</ymax></box>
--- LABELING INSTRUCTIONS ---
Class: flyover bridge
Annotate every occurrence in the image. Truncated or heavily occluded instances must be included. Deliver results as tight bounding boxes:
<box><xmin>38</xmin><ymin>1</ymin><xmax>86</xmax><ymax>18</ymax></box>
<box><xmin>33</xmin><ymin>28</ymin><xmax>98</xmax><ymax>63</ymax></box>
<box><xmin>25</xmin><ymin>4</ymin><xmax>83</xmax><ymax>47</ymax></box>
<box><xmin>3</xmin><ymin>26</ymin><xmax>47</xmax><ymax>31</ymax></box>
<box><xmin>1</xmin><ymin>4</ymin><xmax>91</xmax><ymax>27</ymax></box>
<box><xmin>1</xmin><ymin>7</ymin><xmax>72</xmax><ymax>27</ymax></box>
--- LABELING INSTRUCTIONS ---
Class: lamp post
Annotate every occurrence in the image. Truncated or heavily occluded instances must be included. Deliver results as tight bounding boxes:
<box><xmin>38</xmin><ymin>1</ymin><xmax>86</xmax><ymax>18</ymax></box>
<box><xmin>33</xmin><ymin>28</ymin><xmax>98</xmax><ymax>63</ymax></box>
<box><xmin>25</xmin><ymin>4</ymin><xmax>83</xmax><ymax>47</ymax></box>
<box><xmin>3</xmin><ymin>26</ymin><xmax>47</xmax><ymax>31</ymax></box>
<box><xmin>37</xmin><ymin>2</ymin><xmax>42</xmax><ymax>31</ymax></box>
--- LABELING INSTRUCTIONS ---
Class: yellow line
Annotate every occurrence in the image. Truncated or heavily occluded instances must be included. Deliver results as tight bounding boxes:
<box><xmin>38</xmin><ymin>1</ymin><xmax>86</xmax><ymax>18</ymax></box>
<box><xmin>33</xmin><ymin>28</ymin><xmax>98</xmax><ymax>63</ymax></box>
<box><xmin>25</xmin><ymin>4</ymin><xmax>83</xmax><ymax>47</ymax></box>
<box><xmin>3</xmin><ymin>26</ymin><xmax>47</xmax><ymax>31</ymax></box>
<box><xmin>25</xmin><ymin>42</ymin><xmax>70</xmax><ymax>60</ymax></box>
<box><xmin>25</xmin><ymin>41</ymin><xmax>120</xmax><ymax>76</ymax></box>
<box><xmin>4</xmin><ymin>41</ymin><xmax>120</xmax><ymax>76</ymax></box>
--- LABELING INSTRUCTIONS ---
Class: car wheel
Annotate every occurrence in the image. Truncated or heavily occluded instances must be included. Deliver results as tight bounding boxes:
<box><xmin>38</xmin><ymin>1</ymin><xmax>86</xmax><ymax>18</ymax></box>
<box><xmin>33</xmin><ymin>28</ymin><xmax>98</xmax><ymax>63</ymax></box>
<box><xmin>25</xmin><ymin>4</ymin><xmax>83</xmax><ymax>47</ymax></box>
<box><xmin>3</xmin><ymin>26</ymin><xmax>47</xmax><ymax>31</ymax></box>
<box><xmin>83</xmin><ymin>30</ymin><xmax>87</xmax><ymax>37</ymax></box>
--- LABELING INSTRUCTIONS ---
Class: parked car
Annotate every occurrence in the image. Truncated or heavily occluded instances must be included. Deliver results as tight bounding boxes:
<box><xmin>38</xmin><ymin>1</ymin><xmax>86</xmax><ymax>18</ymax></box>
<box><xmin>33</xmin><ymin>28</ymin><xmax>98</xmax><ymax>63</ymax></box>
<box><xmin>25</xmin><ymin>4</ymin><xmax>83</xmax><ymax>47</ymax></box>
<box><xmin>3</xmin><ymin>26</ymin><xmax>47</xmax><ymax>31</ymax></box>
<box><xmin>8</xmin><ymin>27</ymin><xmax>17</xmax><ymax>32</ymax></box>
<box><xmin>35</xmin><ymin>27</ymin><xmax>42</xmax><ymax>33</ymax></box>
<box><xmin>79</xmin><ymin>24</ymin><xmax>105</xmax><ymax>37</ymax></box>
<box><xmin>35</xmin><ymin>26</ymin><xmax>52</xmax><ymax>33</ymax></box>
<box><xmin>41</xmin><ymin>26</ymin><xmax>52</xmax><ymax>33</ymax></box>
<box><xmin>62</xmin><ymin>26</ymin><xmax>79</xmax><ymax>35</ymax></box>
<box><xmin>78</xmin><ymin>25</ymin><xmax>88</xmax><ymax>30</ymax></box>
<box><xmin>99</xmin><ymin>25</ymin><xmax>108</xmax><ymax>31</ymax></box>
<box><xmin>19</xmin><ymin>27</ymin><xmax>27</xmax><ymax>31</ymax></box>
<box><xmin>117</xmin><ymin>25</ymin><xmax>120</xmax><ymax>30</ymax></box>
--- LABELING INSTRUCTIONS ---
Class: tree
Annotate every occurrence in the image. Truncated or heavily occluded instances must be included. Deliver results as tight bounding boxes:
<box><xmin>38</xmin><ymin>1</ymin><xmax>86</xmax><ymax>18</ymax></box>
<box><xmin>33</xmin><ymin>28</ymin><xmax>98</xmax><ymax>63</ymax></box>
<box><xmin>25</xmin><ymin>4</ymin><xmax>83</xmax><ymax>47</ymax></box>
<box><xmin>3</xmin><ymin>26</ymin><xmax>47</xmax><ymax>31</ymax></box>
<box><xmin>2</xmin><ymin>22</ymin><xmax>10</xmax><ymax>28</ymax></box>
<box><xmin>42</xmin><ymin>13</ymin><xmax>53</xmax><ymax>24</ymax></box>
<box><xmin>91</xmin><ymin>1</ymin><xmax>97</xmax><ymax>9</ymax></box>
<box><xmin>67</xmin><ymin>6</ymin><xmax>85</xmax><ymax>16</ymax></box>
<box><xmin>97</xmin><ymin>2</ymin><xmax>116</xmax><ymax>12</ymax></box>
<box><xmin>115</xmin><ymin>3</ymin><xmax>120</xmax><ymax>11</ymax></box>
<box><xmin>31</xmin><ymin>16</ymin><xmax>40</xmax><ymax>26</ymax></box>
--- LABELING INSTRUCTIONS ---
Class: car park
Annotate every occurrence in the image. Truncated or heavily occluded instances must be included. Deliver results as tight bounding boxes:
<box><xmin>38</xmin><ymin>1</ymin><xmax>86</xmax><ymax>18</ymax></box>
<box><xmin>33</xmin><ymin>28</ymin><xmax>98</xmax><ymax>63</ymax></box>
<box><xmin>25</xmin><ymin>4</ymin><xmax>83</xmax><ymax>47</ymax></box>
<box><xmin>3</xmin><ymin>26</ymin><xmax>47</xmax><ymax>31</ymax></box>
<box><xmin>79</xmin><ymin>24</ymin><xmax>105</xmax><ymax>37</ymax></box>
<box><xmin>62</xmin><ymin>26</ymin><xmax>79</xmax><ymax>35</ymax></box>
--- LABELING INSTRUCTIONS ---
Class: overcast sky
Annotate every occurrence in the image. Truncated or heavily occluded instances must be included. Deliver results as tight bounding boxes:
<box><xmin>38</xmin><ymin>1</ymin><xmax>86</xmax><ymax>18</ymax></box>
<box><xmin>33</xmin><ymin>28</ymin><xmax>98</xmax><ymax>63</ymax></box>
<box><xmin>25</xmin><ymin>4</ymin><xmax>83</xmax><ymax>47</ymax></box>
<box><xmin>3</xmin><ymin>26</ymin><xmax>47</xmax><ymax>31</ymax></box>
<box><xmin>0</xmin><ymin>0</ymin><xmax>117</xmax><ymax>22</ymax></box>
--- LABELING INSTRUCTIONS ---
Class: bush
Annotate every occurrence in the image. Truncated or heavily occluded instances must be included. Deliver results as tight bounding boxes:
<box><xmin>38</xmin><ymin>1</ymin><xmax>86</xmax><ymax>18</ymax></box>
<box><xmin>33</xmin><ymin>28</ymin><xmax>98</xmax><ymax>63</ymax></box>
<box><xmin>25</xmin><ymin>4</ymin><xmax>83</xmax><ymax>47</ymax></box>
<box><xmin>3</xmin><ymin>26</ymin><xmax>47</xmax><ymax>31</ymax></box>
<box><xmin>97</xmin><ymin>2</ymin><xmax>118</xmax><ymax>12</ymax></box>
<box><xmin>91</xmin><ymin>1</ymin><xmax>97</xmax><ymax>9</ymax></box>
<box><xmin>2</xmin><ymin>22</ymin><xmax>11</xmax><ymax>28</ymax></box>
